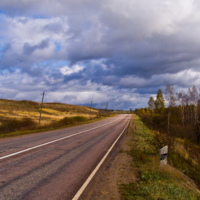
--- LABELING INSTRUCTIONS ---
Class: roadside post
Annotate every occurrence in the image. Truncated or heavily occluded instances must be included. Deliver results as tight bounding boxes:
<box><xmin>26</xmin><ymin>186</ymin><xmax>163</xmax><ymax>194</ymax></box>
<box><xmin>90</xmin><ymin>100</ymin><xmax>93</xmax><ymax>118</ymax></box>
<box><xmin>160</xmin><ymin>145</ymin><xmax>168</xmax><ymax>166</ymax></box>
<box><xmin>39</xmin><ymin>91</ymin><xmax>45</xmax><ymax>125</ymax></box>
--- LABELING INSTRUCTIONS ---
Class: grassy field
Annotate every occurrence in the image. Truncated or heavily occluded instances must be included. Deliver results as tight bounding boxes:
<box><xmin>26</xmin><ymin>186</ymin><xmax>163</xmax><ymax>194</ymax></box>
<box><xmin>120</xmin><ymin>115</ymin><xmax>200</xmax><ymax>199</ymax></box>
<box><xmin>0</xmin><ymin>99</ymin><xmax>98</xmax><ymax>125</ymax></box>
<box><xmin>0</xmin><ymin>99</ymin><xmax>110</xmax><ymax>137</ymax></box>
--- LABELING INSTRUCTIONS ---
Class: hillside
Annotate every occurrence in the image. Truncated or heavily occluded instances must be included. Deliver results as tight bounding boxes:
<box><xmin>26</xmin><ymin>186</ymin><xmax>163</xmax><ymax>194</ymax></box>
<box><xmin>0</xmin><ymin>99</ymin><xmax>98</xmax><ymax>126</ymax></box>
<box><xmin>0</xmin><ymin>99</ymin><xmax>103</xmax><ymax>137</ymax></box>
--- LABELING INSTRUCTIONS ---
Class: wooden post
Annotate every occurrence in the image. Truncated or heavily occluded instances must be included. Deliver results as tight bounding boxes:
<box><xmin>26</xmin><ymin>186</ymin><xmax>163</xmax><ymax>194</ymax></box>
<box><xmin>39</xmin><ymin>91</ymin><xmax>45</xmax><ymax>125</ymax></box>
<box><xmin>90</xmin><ymin>100</ymin><xmax>93</xmax><ymax>117</ymax></box>
<box><xmin>105</xmin><ymin>102</ymin><xmax>108</xmax><ymax>115</ymax></box>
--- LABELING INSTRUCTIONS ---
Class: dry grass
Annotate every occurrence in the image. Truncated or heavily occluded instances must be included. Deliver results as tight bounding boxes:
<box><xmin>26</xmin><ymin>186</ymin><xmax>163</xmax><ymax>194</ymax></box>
<box><xmin>174</xmin><ymin>138</ymin><xmax>195</xmax><ymax>164</ymax></box>
<box><xmin>0</xmin><ymin>99</ymin><xmax>98</xmax><ymax>125</ymax></box>
<box><xmin>0</xmin><ymin>99</ymin><xmax>109</xmax><ymax>137</ymax></box>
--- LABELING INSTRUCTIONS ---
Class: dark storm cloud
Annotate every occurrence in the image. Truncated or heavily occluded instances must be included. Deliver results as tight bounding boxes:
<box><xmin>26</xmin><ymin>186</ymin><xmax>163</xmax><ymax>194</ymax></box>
<box><xmin>63</xmin><ymin>72</ymin><xmax>83</xmax><ymax>82</ymax></box>
<box><xmin>1</xmin><ymin>43</ymin><xmax>12</xmax><ymax>53</ymax></box>
<box><xmin>23</xmin><ymin>39</ymin><xmax>50</xmax><ymax>55</ymax></box>
<box><xmin>43</xmin><ymin>23</ymin><xmax>64</xmax><ymax>34</ymax></box>
<box><xmin>1</xmin><ymin>1</ymin><xmax>199</xmax><ymax>79</ymax></box>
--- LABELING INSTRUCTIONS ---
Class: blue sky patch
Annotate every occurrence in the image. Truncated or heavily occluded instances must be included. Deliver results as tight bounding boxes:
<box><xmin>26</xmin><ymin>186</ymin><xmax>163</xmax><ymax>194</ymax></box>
<box><xmin>54</xmin><ymin>42</ymin><xmax>62</xmax><ymax>52</ymax></box>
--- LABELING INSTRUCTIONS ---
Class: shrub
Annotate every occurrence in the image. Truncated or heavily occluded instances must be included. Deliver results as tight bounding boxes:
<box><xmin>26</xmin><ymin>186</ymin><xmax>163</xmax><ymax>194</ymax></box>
<box><xmin>0</xmin><ymin>117</ymin><xmax>37</xmax><ymax>134</ymax></box>
<box><xmin>48</xmin><ymin>116</ymin><xmax>87</xmax><ymax>128</ymax></box>
<box><xmin>72</xmin><ymin>116</ymin><xmax>87</xmax><ymax>122</ymax></box>
<box><xmin>0</xmin><ymin>115</ymin><xmax>88</xmax><ymax>135</ymax></box>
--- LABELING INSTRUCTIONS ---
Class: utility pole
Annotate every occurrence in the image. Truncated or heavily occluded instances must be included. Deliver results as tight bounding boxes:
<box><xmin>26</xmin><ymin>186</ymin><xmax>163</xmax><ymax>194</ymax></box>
<box><xmin>105</xmin><ymin>102</ymin><xmax>108</xmax><ymax>115</ymax></box>
<box><xmin>90</xmin><ymin>100</ymin><xmax>93</xmax><ymax>117</ymax></box>
<box><xmin>99</xmin><ymin>104</ymin><xmax>102</xmax><ymax>116</ymax></box>
<box><xmin>105</xmin><ymin>102</ymin><xmax>108</xmax><ymax>110</ymax></box>
<box><xmin>39</xmin><ymin>91</ymin><xmax>45</xmax><ymax>125</ymax></box>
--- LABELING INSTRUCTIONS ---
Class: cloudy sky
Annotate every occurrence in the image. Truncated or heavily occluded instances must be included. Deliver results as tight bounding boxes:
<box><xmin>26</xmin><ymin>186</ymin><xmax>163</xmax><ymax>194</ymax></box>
<box><xmin>0</xmin><ymin>0</ymin><xmax>200</xmax><ymax>110</ymax></box>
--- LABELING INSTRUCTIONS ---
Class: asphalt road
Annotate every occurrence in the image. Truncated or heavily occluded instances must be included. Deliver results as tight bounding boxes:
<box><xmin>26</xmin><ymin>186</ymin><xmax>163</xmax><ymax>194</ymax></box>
<box><xmin>0</xmin><ymin>114</ymin><xmax>131</xmax><ymax>200</ymax></box>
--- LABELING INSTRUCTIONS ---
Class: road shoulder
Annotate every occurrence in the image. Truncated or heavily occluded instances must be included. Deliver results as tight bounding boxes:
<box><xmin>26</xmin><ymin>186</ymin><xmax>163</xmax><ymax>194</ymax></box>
<box><xmin>80</xmin><ymin>124</ymin><xmax>137</xmax><ymax>200</ymax></box>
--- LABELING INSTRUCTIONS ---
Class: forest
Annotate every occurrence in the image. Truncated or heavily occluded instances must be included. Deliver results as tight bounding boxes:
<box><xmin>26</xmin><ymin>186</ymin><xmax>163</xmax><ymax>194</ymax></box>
<box><xmin>135</xmin><ymin>84</ymin><xmax>200</xmax><ymax>144</ymax></box>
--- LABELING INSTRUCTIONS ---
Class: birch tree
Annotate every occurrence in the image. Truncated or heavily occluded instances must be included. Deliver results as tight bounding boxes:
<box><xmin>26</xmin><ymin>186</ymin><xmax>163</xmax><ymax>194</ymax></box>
<box><xmin>165</xmin><ymin>84</ymin><xmax>176</xmax><ymax>108</ymax></box>
<box><xmin>148</xmin><ymin>96</ymin><xmax>155</xmax><ymax>116</ymax></box>
<box><xmin>184</xmin><ymin>94</ymin><xmax>190</xmax><ymax>124</ymax></box>
<box><xmin>191</xmin><ymin>85</ymin><xmax>199</xmax><ymax>125</ymax></box>
<box><xmin>178</xmin><ymin>90</ymin><xmax>186</xmax><ymax>126</ymax></box>
<box><xmin>155</xmin><ymin>89</ymin><xmax>165</xmax><ymax>113</ymax></box>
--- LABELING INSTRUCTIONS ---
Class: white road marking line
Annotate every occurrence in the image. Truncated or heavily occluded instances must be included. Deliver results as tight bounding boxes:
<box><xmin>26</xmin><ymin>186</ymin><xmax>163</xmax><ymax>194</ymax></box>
<box><xmin>0</xmin><ymin>115</ymin><xmax>125</xmax><ymax>160</ymax></box>
<box><xmin>72</xmin><ymin>118</ymin><xmax>131</xmax><ymax>200</ymax></box>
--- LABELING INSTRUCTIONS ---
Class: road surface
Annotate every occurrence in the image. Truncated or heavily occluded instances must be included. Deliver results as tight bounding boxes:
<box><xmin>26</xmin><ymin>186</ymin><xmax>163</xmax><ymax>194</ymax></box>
<box><xmin>0</xmin><ymin>114</ymin><xmax>131</xmax><ymax>200</ymax></box>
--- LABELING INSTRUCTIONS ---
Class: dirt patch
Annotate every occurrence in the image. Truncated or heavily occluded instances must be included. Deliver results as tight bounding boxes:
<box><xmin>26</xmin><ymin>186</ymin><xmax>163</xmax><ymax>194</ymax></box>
<box><xmin>81</xmin><ymin>130</ymin><xmax>137</xmax><ymax>200</ymax></box>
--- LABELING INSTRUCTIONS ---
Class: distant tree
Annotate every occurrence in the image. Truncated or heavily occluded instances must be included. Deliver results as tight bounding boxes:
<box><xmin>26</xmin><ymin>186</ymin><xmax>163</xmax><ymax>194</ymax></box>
<box><xmin>144</xmin><ymin>107</ymin><xmax>149</xmax><ymax>113</ymax></box>
<box><xmin>178</xmin><ymin>90</ymin><xmax>186</xmax><ymax>126</ymax></box>
<box><xmin>187</xmin><ymin>85</ymin><xmax>199</xmax><ymax>125</ymax></box>
<box><xmin>191</xmin><ymin>85</ymin><xmax>198</xmax><ymax>124</ymax></box>
<box><xmin>155</xmin><ymin>89</ymin><xmax>165</xmax><ymax>113</ymax></box>
<box><xmin>148</xmin><ymin>96</ymin><xmax>155</xmax><ymax>115</ymax></box>
<box><xmin>165</xmin><ymin>84</ymin><xmax>176</xmax><ymax>108</ymax></box>
<box><xmin>197</xmin><ymin>99</ymin><xmax>200</xmax><ymax>143</ymax></box>
<box><xmin>140</xmin><ymin>108</ymin><xmax>145</xmax><ymax>113</ymax></box>
<box><xmin>184</xmin><ymin>93</ymin><xmax>190</xmax><ymax>123</ymax></box>
<box><xmin>188</xmin><ymin>85</ymin><xmax>200</xmax><ymax>143</ymax></box>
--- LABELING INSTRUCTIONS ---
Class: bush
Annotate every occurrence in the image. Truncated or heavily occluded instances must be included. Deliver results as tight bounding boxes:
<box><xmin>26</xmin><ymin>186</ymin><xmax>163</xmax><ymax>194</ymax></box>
<box><xmin>60</xmin><ymin>116</ymin><xmax>86</xmax><ymax>125</ymax></box>
<box><xmin>0</xmin><ymin>118</ymin><xmax>37</xmax><ymax>134</ymax></box>
<box><xmin>48</xmin><ymin>116</ymin><xmax>87</xmax><ymax>128</ymax></box>
<box><xmin>0</xmin><ymin>116</ymin><xmax>88</xmax><ymax>135</ymax></box>
<box><xmin>72</xmin><ymin>116</ymin><xmax>87</xmax><ymax>122</ymax></box>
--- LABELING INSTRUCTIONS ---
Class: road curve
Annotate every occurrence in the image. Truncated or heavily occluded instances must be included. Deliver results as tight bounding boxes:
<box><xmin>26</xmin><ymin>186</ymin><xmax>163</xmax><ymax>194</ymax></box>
<box><xmin>0</xmin><ymin>114</ymin><xmax>131</xmax><ymax>200</ymax></box>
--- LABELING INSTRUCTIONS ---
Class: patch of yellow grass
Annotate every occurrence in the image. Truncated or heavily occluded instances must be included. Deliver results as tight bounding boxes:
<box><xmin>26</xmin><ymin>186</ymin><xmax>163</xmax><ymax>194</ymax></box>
<box><xmin>42</xmin><ymin>108</ymin><xmax>65</xmax><ymax>115</ymax></box>
<box><xmin>0</xmin><ymin>108</ymin><xmax>97</xmax><ymax>121</ymax></box>
<box><xmin>174</xmin><ymin>138</ymin><xmax>197</xmax><ymax>166</ymax></box>
<box><xmin>0</xmin><ymin>111</ymin><xmax>22</xmax><ymax>119</ymax></box>
<box><xmin>0</xmin><ymin>99</ymin><xmax>99</xmax><ymax>128</ymax></box>
<box><xmin>85</xmin><ymin>107</ymin><xmax>98</xmax><ymax>112</ymax></box>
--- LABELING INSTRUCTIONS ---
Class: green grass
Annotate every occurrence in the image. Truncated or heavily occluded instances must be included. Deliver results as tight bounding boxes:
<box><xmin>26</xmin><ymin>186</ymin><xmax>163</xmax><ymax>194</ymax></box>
<box><xmin>120</xmin><ymin>115</ymin><xmax>200</xmax><ymax>200</ymax></box>
<box><xmin>136</xmin><ymin>113</ymin><xmax>200</xmax><ymax>187</ymax></box>
<box><xmin>121</xmin><ymin>181</ymin><xmax>200</xmax><ymax>200</ymax></box>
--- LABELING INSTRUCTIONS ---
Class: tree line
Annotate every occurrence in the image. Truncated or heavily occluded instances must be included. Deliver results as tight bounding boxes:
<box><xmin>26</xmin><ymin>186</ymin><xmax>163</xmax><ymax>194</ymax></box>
<box><xmin>135</xmin><ymin>84</ymin><xmax>200</xmax><ymax>144</ymax></box>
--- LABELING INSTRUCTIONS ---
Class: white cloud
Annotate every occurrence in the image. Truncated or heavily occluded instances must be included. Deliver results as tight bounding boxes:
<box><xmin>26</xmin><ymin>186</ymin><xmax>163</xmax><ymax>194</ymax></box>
<box><xmin>118</xmin><ymin>69</ymin><xmax>200</xmax><ymax>89</ymax></box>
<box><xmin>0</xmin><ymin>15</ymin><xmax>70</xmax><ymax>59</ymax></box>
<box><xmin>60</xmin><ymin>64</ymin><xmax>84</xmax><ymax>75</ymax></box>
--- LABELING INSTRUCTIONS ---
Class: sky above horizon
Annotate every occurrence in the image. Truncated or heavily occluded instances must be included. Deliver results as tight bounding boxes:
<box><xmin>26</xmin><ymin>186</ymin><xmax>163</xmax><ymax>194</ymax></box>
<box><xmin>0</xmin><ymin>0</ymin><xmax>200</xmax><ymax>110</ymax></box>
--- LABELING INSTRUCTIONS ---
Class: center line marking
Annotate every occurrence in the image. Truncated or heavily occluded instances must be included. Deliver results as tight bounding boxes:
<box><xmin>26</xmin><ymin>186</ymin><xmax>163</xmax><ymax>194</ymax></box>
<box><xmin>0</xmin><ymin>115</ymin><xmax>125</xmax><ymax>160</ymax></box>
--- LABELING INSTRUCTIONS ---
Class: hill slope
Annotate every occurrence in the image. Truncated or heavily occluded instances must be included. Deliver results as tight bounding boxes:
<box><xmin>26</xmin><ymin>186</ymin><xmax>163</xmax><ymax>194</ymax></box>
<box><xmin>0</xmin><ymin>99</ymin><xmax>98</xmax><ymax>126</ymax></box>
<box><xmin>0</xmin><ymin>99</ymin><xmax>104</xmax><ymax>137</ymax></box>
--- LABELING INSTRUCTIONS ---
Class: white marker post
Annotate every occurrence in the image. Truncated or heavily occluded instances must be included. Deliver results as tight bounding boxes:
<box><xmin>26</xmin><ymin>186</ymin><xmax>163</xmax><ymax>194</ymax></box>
<box><xmin>160</xmin><ymin>146</ymin><xmax>168</xmax><ymax>166</ymax></box>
